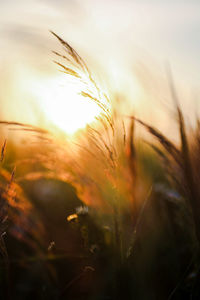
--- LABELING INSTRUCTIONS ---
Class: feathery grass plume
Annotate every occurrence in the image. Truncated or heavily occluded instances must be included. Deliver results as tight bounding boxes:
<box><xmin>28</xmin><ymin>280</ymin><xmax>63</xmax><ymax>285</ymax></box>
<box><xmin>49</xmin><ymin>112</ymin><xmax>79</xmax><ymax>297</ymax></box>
<box><xmin>1</xmin><ymin>30</ymin><xmax>198</xmax><ymax>299</ymax></box>
<box><xmin>6</xmin><ymin>33</ymin><xmax>188</xmax><ymax>298</ymax></box>
<box><xmin>50</xmin><ymin>32</ymin><xmax>141</xmax><ymax>263</ymax></box>
<box><xmin>51</xmin><ymin>31</ymin><xmax>114</xmax><ymax>135</ymax></box>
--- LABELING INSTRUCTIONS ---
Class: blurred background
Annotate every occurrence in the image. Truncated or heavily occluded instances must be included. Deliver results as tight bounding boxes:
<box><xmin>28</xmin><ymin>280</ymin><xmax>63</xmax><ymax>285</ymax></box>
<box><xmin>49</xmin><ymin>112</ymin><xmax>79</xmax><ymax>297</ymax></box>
<box><xmin>1</xmin><ymin>2</ymin><xmax>200</xmax><ymax>299</ymax></box>
<box><xmin>0</xmin><ymin>0</ymin><xmax>200</xmax><ymax>138</ymax></box>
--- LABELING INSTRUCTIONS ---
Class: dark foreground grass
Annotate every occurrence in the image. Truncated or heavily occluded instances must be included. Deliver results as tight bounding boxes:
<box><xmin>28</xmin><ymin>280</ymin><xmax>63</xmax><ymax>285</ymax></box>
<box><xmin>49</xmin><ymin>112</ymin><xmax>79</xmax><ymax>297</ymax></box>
<box><xmin>0</xmin><ymin>33</ymin><xmax>200</xmax><ymax>299</ymax></box>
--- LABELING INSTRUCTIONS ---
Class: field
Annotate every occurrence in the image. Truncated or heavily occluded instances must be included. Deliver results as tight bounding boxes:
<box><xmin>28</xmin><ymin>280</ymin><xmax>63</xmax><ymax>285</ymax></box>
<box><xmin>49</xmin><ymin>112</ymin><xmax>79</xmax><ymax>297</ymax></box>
<box><xmin>0</xmin><ymin>33</ymin><xmax>200</xmax><ymax>300</ymax></box>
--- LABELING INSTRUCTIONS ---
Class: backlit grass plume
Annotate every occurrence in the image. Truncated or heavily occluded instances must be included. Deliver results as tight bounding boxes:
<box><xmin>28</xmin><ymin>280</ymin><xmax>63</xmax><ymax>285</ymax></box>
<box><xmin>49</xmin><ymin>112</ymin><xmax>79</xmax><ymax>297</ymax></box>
<box><xmin>1</xmin><ymin>32</ymin><xmax>200</xmax><ymax>299</ymax></box>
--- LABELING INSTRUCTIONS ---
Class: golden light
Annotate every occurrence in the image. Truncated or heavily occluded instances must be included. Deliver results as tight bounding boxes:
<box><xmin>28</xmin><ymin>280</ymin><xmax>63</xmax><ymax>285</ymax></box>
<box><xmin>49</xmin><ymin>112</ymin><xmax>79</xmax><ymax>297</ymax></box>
<box><xmin>32</xmin><ymin>74</ymin><xmax>102</xmax><ymax>135</ymax></box>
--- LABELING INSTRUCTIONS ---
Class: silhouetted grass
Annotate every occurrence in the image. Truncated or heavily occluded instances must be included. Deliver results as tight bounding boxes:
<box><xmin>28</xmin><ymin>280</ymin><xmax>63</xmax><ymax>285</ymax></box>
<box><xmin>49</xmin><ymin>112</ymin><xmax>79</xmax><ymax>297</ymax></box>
<box><xmin>0</xmin><ymin>32</ymin><xmax>200</xmax><ymax>299</ymax></box>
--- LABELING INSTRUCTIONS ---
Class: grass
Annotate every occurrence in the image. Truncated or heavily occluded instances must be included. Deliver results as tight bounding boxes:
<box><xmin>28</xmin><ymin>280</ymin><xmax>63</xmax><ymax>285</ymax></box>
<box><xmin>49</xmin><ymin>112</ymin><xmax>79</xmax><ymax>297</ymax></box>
<box><xmin>0</xmin><ymin>32</ymin><xmax>200</xmax><ymax>299</ymax></box>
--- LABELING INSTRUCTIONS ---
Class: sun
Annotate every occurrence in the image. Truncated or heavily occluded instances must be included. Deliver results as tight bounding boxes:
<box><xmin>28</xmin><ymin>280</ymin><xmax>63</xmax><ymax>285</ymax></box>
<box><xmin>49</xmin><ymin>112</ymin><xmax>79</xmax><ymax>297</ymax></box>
<box><xmin>32</xmin><ymin>75</ymin><xmax>102</xmax><ymax>135</ymax></box>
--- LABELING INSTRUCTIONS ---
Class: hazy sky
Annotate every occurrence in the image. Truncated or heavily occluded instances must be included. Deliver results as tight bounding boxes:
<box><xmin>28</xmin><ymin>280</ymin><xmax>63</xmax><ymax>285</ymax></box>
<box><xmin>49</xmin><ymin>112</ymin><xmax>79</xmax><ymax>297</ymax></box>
<box><xmin>0</xmin><ymin>0</ymin><xmax>200</xmax><ymax>132</ymax></box>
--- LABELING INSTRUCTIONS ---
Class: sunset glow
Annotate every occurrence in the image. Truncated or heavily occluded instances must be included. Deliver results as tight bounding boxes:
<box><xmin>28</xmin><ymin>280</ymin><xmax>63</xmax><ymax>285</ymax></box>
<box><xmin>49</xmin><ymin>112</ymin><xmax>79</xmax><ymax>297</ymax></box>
<box><xmin>33</xmin><ymin>75</ymin><xmax>102</xmax><ymax>134</ymax></box>
<box><xmin>1</xmin><ymin>1</ymin><xmax>200</xmax><ymax>299</ymax></box>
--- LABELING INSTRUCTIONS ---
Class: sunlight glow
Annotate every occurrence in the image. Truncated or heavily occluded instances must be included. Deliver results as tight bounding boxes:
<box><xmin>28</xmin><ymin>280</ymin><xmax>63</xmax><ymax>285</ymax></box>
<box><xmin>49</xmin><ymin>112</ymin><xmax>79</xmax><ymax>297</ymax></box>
<box><xmin>33</xmin><ymin>75</ymin><xmax>102</xmax><ymax>134</ymax></box>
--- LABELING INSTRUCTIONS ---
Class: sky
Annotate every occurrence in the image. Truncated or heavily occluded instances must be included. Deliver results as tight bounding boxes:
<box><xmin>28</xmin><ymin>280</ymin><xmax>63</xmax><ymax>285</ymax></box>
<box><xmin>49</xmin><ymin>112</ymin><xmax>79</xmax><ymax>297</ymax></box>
<box><xmin>0</xmin><ymin>0</ymin><xmax>200</xmax><ymax>135</ymax></box>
